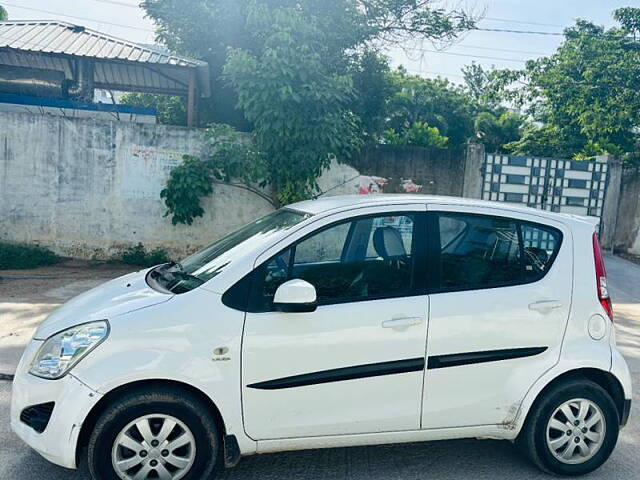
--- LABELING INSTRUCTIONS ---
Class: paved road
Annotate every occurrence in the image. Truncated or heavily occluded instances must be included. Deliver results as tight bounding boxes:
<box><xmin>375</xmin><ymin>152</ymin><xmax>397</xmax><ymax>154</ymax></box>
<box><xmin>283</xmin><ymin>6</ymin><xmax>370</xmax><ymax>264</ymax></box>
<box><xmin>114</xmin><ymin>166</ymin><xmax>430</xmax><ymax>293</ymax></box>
<box><xmin>1</xmin><ymin>255</ymin><xmax>638</xmax><ymax>479</ymax></box>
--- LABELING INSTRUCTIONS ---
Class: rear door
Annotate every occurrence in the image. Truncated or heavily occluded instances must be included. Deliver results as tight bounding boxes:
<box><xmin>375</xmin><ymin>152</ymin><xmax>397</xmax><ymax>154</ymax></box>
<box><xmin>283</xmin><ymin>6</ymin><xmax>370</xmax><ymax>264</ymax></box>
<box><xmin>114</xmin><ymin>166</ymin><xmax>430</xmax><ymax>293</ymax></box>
<box><xmin>422</xmin><ymin>204</ymin><xmax>572</xmax><ymax>429</ymax></box>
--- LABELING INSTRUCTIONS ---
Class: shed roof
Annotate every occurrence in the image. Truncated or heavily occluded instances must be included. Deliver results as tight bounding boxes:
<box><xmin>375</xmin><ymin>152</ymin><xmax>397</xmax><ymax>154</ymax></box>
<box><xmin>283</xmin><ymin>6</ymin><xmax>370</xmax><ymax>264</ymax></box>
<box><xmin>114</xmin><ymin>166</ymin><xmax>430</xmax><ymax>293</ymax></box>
<box><xmin>0</xmin><ymin>20</ymin><xmax>210</xmax><ymax>97</ymax></box>
<box><xmin>0</xmin><ymin>20</ymin><xmax>203</xmax><ymax>66</ymax></box>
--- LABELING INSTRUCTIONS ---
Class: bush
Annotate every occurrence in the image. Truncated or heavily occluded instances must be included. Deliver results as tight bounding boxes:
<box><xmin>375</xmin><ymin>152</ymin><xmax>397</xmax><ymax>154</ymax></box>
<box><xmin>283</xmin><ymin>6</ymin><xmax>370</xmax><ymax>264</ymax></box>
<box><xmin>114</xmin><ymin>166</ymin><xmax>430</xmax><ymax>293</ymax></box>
<box><xmin>0</xmin><ymin>243</ymin><xmax>61</xmax><ymax>269</ymax></box>
<box><xmin>119</xmin><ymin>243</ymin><xmax>170</xmax><ymax>267</ymax></box>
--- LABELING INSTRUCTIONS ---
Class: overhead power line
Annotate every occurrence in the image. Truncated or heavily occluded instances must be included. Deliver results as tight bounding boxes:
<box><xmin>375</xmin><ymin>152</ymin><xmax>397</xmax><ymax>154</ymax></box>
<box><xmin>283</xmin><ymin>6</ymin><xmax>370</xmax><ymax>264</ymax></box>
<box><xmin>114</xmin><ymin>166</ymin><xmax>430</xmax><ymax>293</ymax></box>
<box><xmin>87</xmin><ymin>0</ymin><xmax>141</xmax><ymax>8</ymax></box>
<box><xmin>483</xmin><ymin>17</ymin><xmax>567</xmax><ymax>29</ymax></box>
<box><xmin>407</xmin><ymin>48</ymin><xmax>526</xmax><ymax>63</ymax></box>
<box><xmin>474</xmin><ymin>27</ymin><xmax>564</xmax><ymax>36</ymax></box>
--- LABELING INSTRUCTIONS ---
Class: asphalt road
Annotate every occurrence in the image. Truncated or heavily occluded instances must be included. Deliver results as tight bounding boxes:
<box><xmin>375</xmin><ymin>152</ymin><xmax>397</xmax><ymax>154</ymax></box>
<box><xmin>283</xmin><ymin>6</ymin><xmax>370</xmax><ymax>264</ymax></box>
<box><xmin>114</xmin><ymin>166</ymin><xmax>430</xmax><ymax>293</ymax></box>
<box><xmin>1</xmin><ymin>255</ymin><xmax>638</xmax><ymax>479</ymax></box>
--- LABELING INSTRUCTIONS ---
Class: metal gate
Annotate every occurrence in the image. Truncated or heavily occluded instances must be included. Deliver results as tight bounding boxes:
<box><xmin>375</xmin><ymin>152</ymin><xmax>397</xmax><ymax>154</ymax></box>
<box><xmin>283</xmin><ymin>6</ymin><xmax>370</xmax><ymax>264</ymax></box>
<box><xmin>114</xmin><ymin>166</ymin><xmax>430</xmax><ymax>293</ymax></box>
<box><xmin>481</xmin><ymin>154</ymin><xmax>609</xmax><ymax>220</ymax></box>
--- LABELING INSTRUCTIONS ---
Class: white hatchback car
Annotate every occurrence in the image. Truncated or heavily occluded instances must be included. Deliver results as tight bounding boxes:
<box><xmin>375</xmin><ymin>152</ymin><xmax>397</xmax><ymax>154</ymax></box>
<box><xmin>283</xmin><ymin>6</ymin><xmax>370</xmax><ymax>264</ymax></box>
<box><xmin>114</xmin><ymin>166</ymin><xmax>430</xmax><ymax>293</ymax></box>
<box><xmin>12</xmin><ymin>195</ymin><xmax>632</xmax><ymax>479</ymax></box>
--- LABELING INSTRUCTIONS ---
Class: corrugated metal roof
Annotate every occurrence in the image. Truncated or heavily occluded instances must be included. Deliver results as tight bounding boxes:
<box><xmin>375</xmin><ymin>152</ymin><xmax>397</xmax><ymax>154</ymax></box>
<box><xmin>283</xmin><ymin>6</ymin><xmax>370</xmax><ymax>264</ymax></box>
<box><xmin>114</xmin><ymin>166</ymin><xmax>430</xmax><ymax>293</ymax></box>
<box><xmin>0</xmin><ymin>20</ymin><xmax>205</xmax><ymax>67</ymax></box>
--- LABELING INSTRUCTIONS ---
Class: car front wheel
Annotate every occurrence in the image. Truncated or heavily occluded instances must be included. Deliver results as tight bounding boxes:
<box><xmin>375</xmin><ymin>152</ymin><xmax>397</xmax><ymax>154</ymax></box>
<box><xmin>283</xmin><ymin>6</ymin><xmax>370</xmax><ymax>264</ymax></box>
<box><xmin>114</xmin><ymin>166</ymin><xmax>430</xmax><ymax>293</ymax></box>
<box><xmin>519</xmin><ymin>378</ymin><xmax>620</xmax><ymax>476</ymax></box>
<box><xmin>87</xmin><ymin>386</ymin><xmax>220</xmax><ymax>480</ymax></box>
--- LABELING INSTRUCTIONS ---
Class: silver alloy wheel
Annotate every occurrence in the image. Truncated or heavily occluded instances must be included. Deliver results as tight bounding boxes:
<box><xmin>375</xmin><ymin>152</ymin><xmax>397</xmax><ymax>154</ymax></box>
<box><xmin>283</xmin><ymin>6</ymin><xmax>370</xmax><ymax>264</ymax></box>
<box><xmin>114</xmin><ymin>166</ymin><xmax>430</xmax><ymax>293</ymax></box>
<box><xmin>112</xmin><ymin>413</ymin><xmax>196</xmax><ymax>480</ymax></box>
<box><xmin>546</xmin><ymin>398</ymin><xmax>606</xmax><ymax>465</ymax></box>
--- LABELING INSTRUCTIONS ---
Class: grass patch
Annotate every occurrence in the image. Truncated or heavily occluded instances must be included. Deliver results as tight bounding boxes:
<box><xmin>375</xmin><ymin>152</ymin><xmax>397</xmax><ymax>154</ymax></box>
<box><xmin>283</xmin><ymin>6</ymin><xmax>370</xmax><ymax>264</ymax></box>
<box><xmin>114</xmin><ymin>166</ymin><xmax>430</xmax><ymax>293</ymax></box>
<box><xmin>0</xmin><ymin>243</ymin><xmax>61</xmax><ymax>270</ymax></box>
<box><xmin>119</xmin><ymin>243</ymin><xmax>170</xmax><ymax>268</ymax></box>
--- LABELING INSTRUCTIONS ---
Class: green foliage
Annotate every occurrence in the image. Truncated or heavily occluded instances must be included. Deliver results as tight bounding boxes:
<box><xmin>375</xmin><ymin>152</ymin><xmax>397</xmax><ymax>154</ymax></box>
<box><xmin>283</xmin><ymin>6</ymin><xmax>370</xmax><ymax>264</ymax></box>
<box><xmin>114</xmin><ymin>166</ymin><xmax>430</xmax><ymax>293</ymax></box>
<box><xmin>119</xmin><ymin>243</ymin><xmax>170</xmax><ymax>267</ymax></box>
<box><xmin>383</xmin><ymin>121</ymin><xmax>448</xmax><ymax>148</ymax></box>
<box><xmin>386</xmin><ymin>68</ymin><xmax>476</xmax><ymax>147</ymax></box>
<box><xmin>141</xmin><ymin>0</ymin><xmax>476</xmax><ymax>128</ymax></box>
<box><xmin>0</xmin><ymin>5</ymin><xmax>7</xmax><ymax>21</ymax></box>
<box><xmin>120</xmin><ymin>93</ymin><xmax>186</xmax><ymax>125</ymax></box>
<box><xmin>223</xmin><ymin>4</ymin><xmax>363</xmax><ymax>205</ymax></box>
<box><xmin>461</xmin><ymin>62</ymin><xmax>502</xmax><ymax>111</ymax></box>
<box><xmin>144</xmin><ymin>0</ymin><xmax>478</xmax><ymax>224</ymax></box>
<box><xmin>489</xmin><ymin>8</ymin><xmax>640</xmax><ymax>161</ymax></box>
<box><xmin>0</xmin><ymin>243</ymin><xmax>60</xmax><ymax>270</ymax></box>
<box><xmin>474</xmin><ymin>111</ymin><xmax>523</xmax><ymax>153</ymax></box>
<box><xmin>160</xmin><ymin>155</ymin><xmax>215</xmax><ymax>225</ymax></box>
<box><xmin>161</xmin><ymin>125</ymin><xmax>271</xmax><ymax>225</ymax></box>
<box><xmin>350</xmin><ymin>50</ymin><xmax>394</xmax><ymax>141</ymax></box>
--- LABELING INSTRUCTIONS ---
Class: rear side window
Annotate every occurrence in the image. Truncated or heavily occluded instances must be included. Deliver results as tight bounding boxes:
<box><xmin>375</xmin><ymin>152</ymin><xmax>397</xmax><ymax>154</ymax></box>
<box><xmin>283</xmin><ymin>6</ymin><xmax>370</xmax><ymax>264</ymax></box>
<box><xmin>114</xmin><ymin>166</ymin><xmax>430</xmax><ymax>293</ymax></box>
<box><xmin>435</xmin><ymin>213</ymin><xmax>562</xmax><ymax>292</ymax></box>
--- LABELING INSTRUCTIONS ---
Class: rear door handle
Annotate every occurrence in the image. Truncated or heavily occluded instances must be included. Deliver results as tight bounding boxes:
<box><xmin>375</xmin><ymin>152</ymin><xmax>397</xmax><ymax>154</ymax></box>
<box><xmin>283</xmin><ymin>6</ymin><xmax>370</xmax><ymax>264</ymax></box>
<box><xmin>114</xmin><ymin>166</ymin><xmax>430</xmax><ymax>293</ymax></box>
<box><xmin>529</xmin><ymin>300</ymin><xmax>563</xmax><ymax>312</ymax></box>
<box><xmin>382</xmin><ymin>317</ymin><xmax>423</xmax><ymax>328</ymax></box>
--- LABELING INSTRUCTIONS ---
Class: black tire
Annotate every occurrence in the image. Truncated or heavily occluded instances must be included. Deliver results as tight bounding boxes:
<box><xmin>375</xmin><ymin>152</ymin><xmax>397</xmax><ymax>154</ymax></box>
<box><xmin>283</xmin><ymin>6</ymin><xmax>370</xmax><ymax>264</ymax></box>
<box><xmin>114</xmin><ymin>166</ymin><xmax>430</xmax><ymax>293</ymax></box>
<box><xmin>518</xmin><ymin>378</ymin><xmax>619</xmax><ymax>476</ymax></box>
<box><xmin>87</xmin><ymin>386</ymin><xmax>220</xmax><ymax>480</ymax></box>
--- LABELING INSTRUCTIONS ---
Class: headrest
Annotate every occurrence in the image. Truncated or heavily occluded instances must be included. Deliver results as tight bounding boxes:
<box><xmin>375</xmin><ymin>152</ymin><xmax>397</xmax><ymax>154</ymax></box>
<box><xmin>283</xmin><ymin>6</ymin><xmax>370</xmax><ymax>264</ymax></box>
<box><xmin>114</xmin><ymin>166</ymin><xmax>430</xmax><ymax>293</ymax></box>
<box><xmin>373</xmin><ymin>226</ymin><xmax>406</xmax><ymax>260</ymax></box>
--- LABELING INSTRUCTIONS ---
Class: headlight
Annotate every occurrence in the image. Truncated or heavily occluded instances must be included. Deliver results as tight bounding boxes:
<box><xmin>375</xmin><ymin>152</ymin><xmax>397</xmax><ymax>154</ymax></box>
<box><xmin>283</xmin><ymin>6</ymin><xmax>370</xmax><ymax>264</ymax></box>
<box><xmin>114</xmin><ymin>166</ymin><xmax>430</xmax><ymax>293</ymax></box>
<box><xmin>29</xmin><ymin>321</ymin><xmax>109</xmax><ymax>379</ymax></box>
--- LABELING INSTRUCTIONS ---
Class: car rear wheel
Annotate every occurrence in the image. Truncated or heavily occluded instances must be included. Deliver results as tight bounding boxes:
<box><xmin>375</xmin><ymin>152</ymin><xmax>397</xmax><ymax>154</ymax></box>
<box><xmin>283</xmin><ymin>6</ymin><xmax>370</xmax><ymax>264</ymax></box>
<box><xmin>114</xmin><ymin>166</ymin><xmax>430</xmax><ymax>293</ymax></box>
<box><xmin>87</xmin><ymin>387</ymin><xmax>220</xmax><ymax>480</ymax></box>
<box><xmin>519</xmin><ymin>378</ymin><xmax>619</xmax><ymax>476</ymax></box>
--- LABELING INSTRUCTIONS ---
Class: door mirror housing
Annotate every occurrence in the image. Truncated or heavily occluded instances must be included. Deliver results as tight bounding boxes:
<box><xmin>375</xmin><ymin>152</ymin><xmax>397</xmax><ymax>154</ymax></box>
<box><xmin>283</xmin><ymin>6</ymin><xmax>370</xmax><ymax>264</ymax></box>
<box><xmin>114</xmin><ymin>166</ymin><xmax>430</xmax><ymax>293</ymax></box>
<box><xmin>273</xmin><ymin>279</ymin><xmax>318</xmax><ymax>313</ymax></box>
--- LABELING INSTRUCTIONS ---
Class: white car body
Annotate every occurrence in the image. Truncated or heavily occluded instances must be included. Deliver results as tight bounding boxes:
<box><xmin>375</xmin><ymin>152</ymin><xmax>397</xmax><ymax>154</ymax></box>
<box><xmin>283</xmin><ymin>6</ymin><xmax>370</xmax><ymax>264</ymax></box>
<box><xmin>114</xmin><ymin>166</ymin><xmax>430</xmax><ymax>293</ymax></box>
<box><xmin>11</xmin><ymin>195</ymin><xmax>632</xmax><ymax>473</ymax></box>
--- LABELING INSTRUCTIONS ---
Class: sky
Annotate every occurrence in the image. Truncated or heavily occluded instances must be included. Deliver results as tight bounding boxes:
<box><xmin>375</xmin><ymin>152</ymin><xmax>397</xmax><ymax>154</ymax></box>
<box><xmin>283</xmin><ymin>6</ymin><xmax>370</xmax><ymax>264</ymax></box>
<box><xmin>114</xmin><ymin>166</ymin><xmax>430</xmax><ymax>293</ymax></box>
<box><xmin>2</xmin><ymin>0</ymin><xmax>637</xmax><ymax>84</ymax></box>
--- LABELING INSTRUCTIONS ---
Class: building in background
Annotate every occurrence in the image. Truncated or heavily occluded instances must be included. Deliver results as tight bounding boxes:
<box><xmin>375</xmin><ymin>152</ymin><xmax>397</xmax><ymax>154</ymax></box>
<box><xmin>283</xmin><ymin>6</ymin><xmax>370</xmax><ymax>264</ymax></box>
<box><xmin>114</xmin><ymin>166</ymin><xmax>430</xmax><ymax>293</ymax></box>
<box><xmin>0</xmin><ymin>20</ymin><xmax>209</xmax><ymax>125</ymax></box>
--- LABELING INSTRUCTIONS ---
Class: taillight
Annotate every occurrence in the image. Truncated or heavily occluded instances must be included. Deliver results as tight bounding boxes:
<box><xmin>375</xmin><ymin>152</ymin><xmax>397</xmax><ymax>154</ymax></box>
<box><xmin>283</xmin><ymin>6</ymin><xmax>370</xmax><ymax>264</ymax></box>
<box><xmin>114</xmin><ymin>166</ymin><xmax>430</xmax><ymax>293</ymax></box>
<box><xmin>592</xmin><ymin>232</ymin><xmax>613</xmax><ymax>321</ymax></box>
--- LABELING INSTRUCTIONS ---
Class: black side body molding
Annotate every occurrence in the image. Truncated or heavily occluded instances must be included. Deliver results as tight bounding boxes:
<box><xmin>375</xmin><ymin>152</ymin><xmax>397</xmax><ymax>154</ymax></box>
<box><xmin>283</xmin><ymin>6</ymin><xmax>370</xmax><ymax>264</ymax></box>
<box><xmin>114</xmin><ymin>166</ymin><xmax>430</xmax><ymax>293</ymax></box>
<box><xmin>247</xmin><ymin>358</ymin><xmax>425</xmax><ymax>390</ymax></box>
<box><xmin>427</xmin><ymin>346</ymin><xmax>548</xmax><ymax>370</ymax></box>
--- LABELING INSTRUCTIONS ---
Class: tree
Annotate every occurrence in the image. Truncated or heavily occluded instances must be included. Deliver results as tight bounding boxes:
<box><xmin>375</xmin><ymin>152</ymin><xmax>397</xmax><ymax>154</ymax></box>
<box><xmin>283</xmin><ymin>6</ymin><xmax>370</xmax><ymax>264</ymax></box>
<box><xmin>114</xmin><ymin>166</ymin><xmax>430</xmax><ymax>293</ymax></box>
<box><xmin>350</xmin><ymin>50</ymin><xmax>394</xmax><ymax>142</ymax></box>
<box><xmin>224</xmin><ymin>4</ymin><xmax>362</xmax><ymax>205</ymax></box>
<box><xmin>386</xmin><ymin>68</ymin><xmax>476</xmax><ymax>148</ymax></box>
<box><xmin>474</xmin><ymin>111</ymin><xmax>523</xmax><ymax>153</ymax></box>
<box><xmin>141</xmin><ymin>0</ymin><xmax>476</xmax><ymax>129</ymax></box>
<box><xmin>462</xmin><ymin>62</ymin><xmax>496</xmax><ymax>106</ymax></box>
<box><xmin>490</xmin><ymin>8</ymin><xmax>640</xmax><ymax>161</ymax></box>
<box><xmin>382</xmin><ymin>121</ymin><xmax>448</xmax><ymax>148</ymax></box>
<box><xmin>0</xmin><ymin>5</ymin><xmax>8</xmax><ymax>21</ymax></box>
<box><xmin>149</xmin><ymin>1</ymin><xmax>478</xmax><ymax>223</ymax></box>
<box><xmin>120</xmin><ymin>93</ymin><xmax>186</xmax><ymax>125</ymax></box>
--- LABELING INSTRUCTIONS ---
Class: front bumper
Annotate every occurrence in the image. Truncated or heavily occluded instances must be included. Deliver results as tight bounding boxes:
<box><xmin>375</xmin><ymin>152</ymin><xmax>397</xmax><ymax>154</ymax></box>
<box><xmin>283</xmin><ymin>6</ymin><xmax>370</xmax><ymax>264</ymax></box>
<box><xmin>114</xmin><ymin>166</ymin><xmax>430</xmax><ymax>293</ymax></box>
<box><xmin>10</xmin><ymin>340</ymin><xmax>103</xmax><ymax>469</ymax></box>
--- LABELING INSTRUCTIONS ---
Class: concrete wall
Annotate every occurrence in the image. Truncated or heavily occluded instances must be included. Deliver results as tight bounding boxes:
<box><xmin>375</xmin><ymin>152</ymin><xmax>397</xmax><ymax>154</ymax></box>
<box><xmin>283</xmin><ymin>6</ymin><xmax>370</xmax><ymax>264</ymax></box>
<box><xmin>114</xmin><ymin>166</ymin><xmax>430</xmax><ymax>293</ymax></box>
<box><xmin>0</xmin><ymin>112</ymin><xmax>471</xmax><ymax>260</ymax></box>
<box><xmin>614</xmin><ymin>165</ymin><xmax>640</xmax><ymax>255</ymax></box>
<box><xmin>0</xmin><ymin>112</ymin><xmax>274</xmax><ymax>259</ymax></box>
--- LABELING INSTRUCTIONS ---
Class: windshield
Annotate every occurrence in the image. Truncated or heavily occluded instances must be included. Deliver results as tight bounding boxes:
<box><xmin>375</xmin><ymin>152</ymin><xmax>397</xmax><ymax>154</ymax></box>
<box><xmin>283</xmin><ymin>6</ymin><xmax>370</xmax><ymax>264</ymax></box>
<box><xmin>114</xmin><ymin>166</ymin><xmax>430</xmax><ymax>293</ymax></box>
<box><xmin>147</xmin><ymin>209</ymin><xmax>312</xmax><ymax>294</ymax></box>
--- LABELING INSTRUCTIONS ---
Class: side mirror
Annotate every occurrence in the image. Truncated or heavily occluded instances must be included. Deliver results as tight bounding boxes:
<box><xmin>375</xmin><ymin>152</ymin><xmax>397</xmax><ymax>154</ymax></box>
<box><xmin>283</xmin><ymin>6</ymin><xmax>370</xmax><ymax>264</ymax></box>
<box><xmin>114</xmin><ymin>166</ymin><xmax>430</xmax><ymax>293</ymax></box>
<box><xmin>273</xmin><ymin>279</ymin><xmax>318</xmax><ymax>313</ymax></box>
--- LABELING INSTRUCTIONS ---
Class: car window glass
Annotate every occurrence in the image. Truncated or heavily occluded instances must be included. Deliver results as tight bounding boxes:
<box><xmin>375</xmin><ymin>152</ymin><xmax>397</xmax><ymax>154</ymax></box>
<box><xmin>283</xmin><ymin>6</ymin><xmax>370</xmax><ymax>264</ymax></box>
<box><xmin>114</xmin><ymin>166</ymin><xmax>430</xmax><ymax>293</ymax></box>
<box><xmin>439</xmin><ymin>216</ymin><xmax>467</xmax><ymax>250</ymax></box>
<box><xmin>365</xmin><ymin>216</ymin><xmax>414</xmax><ymax>258</ymax></box>
<box><xmin>294</xmin><ymin>222</ymin><xmax>350</xmax><ymax>264</ymax></box>
<box><xmin>263</xmin><ymin>249</ymin><xmax>292</xmax><ymax>298</ymax></box>
<box><xmin>521</xmin><ymin>224</ymin><xmax>561</xmax><ymax>279</ymax></box>
<box><xmin>258</xmin><ymin>213</ymin><xmax>418</xmax><ymax>308</ymax></box>
<box><xmin>438</xmin><ymin>213</ymin><xmax>522</xmax><ymax>290</ymax></box>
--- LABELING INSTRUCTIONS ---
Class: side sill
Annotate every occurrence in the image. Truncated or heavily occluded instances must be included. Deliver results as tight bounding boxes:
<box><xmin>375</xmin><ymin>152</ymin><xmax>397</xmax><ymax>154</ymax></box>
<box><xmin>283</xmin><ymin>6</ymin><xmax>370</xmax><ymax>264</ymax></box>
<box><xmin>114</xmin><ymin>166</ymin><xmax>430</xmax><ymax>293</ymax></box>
<box><xmin>255</xmin><ymin>425</ymin><xmax>516</xmax><ymax>454</ymax></box>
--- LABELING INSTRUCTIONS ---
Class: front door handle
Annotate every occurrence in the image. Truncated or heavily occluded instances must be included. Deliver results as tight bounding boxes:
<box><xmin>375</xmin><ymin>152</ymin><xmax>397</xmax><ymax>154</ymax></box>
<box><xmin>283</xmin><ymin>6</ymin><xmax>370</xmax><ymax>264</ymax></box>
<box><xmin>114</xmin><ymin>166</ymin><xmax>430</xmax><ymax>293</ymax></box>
<box><xmin>529</xmin><ymin>300</ymin><xmax>563</xmax><ymax>313</ymax></box>
<box><xmin>382</xmin><ymin>317</ymin><xmax>423</xmax><ymax>328</ymax></box>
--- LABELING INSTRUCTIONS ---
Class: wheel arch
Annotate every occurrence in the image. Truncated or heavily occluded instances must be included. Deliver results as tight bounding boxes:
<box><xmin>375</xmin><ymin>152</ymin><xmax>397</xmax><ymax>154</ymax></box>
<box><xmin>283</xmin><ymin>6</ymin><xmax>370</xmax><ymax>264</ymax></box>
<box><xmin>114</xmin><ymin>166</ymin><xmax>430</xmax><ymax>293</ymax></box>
<box><xmin>76</xmin><ymin>378</ymin><xmax>227</xmax><ymax>465</ymax></box>
<box><xmin>519</xmin><ymin>368</ymin><xmax>626</xmax><ymax>435</ymax></box>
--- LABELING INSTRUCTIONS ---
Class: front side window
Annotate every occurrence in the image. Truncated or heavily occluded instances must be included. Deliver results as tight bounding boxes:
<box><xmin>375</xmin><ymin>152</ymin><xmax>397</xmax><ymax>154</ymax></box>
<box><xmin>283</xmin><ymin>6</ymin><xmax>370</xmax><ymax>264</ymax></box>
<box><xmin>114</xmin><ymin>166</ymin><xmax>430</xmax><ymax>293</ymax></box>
<box><xmin>256</xmin><ymin>213</ymin><xmax>422</xmax><ymax>309</ymax></box>
<box><xmin>436</xmin><ymin>212</ymin><xmax>562</xmax><ymax>292</ymax></box>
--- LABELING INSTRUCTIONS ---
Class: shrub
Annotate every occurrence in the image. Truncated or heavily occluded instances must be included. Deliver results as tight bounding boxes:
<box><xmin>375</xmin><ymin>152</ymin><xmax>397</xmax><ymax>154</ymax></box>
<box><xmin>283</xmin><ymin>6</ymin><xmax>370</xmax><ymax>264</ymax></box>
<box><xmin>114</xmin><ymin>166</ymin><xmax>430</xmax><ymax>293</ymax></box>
<box><xmin>119</xmin><ymin>243</ymin><xmax>170</xmax><ymax>267</ymax></box>
<box><xmin>0</xmin><ymin>243</ymin><xmax>61</xmax><ymax>269</ymax></box>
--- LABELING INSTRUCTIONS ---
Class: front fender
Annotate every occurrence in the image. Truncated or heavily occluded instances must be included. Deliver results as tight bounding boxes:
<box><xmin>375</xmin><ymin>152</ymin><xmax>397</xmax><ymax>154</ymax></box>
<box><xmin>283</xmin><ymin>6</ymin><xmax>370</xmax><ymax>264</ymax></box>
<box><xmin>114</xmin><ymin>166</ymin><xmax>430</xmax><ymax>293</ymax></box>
<box><xmin>71</xmin><ymin>288</ymin><xmax>257</xmax><ymax>455</ymax></box>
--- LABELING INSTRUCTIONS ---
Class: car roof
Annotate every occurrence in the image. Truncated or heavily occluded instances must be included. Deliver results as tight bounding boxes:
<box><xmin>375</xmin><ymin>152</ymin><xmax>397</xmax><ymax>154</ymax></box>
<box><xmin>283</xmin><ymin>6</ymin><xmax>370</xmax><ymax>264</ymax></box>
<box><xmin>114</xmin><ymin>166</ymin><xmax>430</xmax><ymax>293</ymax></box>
<box><xmin>289</xmin><ymin>194</ymin><xmax>597</xmax><ymax>227</ymax></box>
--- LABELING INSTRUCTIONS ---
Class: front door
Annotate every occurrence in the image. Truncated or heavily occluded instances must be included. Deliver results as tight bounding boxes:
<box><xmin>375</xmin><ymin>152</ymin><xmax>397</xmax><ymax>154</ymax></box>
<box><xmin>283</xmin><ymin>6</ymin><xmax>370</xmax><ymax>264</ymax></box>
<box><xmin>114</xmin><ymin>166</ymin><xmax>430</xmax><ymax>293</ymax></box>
<box><xmin>242</xmin><ymin>208</ymin><xmax>429</xmax><ymax>440</ymax></box>
<box><xmin>421</xmin><ymin>205</ymin><xmax>572</xmax><ymax>429</ymax></box>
